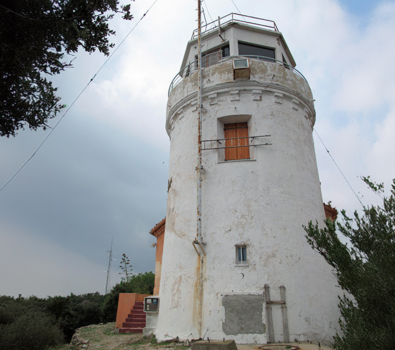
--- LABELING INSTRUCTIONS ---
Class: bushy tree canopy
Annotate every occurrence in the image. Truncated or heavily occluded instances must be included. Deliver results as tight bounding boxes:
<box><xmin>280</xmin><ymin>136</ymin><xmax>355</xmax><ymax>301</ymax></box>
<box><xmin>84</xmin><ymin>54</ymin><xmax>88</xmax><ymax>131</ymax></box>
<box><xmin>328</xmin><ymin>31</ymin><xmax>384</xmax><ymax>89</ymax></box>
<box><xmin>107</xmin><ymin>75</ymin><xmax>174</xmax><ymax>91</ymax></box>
<box><xmin>46</xmin><ymin>292</ymin><xmax>105</xmax><ymax>341</ymax></box>
<box><xmin>0</xmin><ymin>295</ymin><xmax>64</xmax><ymax>350</ymax></box>
<box><xmin>102</xmin><ymin>271</ymin><xmax>155</xmax><ymax>321</ymax></box>
<box><xmin>0</xmin><ymin>270</ymin><xmax>155</xmax><ymax>346</ymax></box>
<box><xmin>0</xmin><ymin>0</ymin><xmax>133</xmax><ymax>137</ymax></box>
<box><xmin>305</xmin><ymin>177</ymin><xmax>395</xmax><ymax>350</ymax></box>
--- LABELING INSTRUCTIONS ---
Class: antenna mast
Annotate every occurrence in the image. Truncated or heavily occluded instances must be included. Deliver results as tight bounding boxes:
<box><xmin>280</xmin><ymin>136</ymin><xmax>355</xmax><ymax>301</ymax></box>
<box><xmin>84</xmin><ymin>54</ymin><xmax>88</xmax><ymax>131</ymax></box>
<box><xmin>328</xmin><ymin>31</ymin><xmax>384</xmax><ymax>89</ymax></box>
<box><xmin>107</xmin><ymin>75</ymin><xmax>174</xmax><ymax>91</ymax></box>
<box><xmin>105</xmin><ymin>238</ymin><xmax>113</xmax><ymax>294</ymax></box>
<box><xmin>195</xmin><ymin>0</ymin><xmax>205</xmax><ymax>338</ymax></box>
<box><xmin>196</xmin><ymin>0</ymin><xmax>203</xmax><ymax>243</ymax></box>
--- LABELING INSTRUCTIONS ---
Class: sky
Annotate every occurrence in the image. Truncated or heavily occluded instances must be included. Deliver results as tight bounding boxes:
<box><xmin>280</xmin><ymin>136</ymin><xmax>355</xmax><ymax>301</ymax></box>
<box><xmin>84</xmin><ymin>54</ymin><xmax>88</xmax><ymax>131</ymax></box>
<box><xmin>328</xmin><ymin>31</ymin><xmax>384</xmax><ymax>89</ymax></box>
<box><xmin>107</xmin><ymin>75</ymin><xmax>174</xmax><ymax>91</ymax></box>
<box><xmin>1</xmin><ymin>0</ymin><xmax>394</xmax><ymax>298</ymax></box>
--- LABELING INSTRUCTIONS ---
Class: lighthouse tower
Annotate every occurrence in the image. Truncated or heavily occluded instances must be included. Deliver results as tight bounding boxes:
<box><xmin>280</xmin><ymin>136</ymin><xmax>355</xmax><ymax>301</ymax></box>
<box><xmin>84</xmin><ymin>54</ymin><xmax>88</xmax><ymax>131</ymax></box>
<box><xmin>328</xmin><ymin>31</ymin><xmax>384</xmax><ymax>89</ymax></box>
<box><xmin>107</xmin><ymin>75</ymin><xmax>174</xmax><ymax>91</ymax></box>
<box><xmin>155</xmin><ymin>14</ymin><xmax>339</xmax><ymax>344</ymax></box>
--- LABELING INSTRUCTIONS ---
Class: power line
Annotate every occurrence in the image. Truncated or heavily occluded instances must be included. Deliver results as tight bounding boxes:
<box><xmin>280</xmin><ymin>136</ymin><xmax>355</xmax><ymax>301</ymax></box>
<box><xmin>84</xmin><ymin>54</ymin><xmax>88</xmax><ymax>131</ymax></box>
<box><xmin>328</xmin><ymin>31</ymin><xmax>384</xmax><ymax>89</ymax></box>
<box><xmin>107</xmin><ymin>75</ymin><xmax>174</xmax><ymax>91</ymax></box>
<box><xmin>230</xmin><ymin>0</ymin><xmax>246</xmax><ymax>21</ymax></box>
<box><xmin>202</xmin><ymin>0</ymin><xmax>213</xmax><ymax>22</ymax></box>
<box><xmin>0</xmin><ymin>0</ymin><xmax>160</xmax><ymax>194</ymax></box>
<box><xmin>201</xmin><ymin>6</ymin><xmax>208</xmax><ymax>26</ymax></box>
<box><xmin>314</xmin><ymin>129</ymin><xmax>364</xmax><ymax>208</ymax></box>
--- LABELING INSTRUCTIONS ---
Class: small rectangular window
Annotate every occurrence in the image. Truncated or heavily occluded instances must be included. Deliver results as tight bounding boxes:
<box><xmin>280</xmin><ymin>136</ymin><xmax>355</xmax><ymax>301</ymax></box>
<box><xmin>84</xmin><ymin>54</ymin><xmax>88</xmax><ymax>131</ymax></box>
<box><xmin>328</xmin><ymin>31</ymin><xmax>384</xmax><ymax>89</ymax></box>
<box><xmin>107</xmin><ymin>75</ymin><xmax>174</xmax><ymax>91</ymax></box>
<box><xmin>235</xmin><ymin>245</ymin><xmax>247</xmax><ymax>265</ymax></box>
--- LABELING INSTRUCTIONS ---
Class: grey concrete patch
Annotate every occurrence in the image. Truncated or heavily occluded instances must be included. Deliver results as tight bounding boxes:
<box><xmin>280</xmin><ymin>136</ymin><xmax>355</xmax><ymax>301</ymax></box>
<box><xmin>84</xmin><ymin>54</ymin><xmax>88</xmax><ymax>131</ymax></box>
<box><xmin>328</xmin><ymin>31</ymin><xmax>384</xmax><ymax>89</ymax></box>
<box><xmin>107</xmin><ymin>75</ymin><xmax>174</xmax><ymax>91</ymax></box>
<box><xmin>222</xmin><ymin>295</ymin><xmax>265</xmax><ymax>335</ymax></box>
<box><xmin>143</xmin><ymin>327</ymin><xmax>155</xmax><ymax>336</ymax></box>
<box><xmin>192</xmin><ymin>340</ymin><xmax>238</xmax><ymax>350</ymax></box>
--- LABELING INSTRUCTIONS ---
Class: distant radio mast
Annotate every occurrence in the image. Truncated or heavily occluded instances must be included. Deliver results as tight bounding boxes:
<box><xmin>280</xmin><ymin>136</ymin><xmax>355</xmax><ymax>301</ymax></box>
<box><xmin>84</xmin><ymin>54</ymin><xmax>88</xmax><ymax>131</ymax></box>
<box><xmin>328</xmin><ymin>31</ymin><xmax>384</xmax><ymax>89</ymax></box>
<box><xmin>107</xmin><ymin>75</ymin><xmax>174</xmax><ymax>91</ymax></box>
<box><xmin>105</xmin><ymin>238</ymin><xmax>113</xmax><ymax>294</ymax></box>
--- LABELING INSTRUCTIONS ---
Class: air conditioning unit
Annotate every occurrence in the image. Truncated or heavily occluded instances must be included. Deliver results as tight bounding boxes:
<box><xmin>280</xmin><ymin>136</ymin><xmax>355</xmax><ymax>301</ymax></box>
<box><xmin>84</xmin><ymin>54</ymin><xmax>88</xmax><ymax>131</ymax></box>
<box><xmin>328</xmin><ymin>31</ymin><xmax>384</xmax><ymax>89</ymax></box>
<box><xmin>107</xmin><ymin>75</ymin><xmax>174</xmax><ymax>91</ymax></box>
<box><xmin>233</xmin><ymin>58</ymin><xmax>250</xmax><ymax>80</ymax></box>
<box><xmin>144</xmin><ymin>297</ymin><xmax>159</xmax><ymax>313</ymax></box>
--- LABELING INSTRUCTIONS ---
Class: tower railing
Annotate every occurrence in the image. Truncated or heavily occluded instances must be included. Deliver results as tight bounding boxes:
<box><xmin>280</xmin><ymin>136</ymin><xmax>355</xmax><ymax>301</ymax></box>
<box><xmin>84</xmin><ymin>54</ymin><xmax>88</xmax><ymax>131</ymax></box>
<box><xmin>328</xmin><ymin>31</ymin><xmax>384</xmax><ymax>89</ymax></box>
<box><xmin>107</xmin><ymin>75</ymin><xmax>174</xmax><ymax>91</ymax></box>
<box><xmin>168</xmin><ymin>53</ymin><xmax>308</xmax><ymax>96</ymax></box>
<box><xmin>191</xmin><ymin>13</ymin><xmax>279</xmax><ymax>40</ymax></box>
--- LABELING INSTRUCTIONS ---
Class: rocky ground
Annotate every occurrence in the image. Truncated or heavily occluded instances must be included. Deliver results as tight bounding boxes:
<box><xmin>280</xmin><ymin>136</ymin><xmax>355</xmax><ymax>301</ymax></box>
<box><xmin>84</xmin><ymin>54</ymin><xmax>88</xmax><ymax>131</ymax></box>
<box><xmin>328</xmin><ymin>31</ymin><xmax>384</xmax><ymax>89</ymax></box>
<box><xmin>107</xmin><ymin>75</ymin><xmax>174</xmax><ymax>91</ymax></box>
<box><xmin>60</xmin><ymin>323</ymin><xmax>191</xmax><ymax>350</ymax></box>
<box><xmin>55</xmin><ymin>323</ymin><xmax>329</xmax><ymax>350</ymax></box>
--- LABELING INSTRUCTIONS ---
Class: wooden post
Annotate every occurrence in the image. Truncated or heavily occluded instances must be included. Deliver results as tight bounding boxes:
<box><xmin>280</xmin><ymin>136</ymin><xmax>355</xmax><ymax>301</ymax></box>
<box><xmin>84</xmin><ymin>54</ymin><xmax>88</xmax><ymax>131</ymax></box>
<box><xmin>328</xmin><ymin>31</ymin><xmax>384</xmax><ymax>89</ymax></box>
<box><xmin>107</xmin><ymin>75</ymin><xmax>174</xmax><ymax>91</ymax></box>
<box><xmin>264</xmin><ymin>284</ymin><xmax>275</xmax><ymax>343</ymax></box>
<box><xmin>280</xmin><ymin>286</ymin><xmax>290</xmax><ymax>342</ymax></box>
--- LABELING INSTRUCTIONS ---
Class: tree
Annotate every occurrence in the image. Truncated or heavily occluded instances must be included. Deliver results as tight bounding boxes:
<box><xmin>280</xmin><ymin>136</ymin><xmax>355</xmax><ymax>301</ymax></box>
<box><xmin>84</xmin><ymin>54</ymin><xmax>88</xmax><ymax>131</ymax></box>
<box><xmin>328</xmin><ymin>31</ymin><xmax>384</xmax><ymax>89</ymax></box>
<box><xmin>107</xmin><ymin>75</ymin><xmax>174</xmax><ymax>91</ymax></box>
<box><xmin>119</xmin><ymin>253</ymin><xmax>132</xmax><ymax>282</ymax></box>
<box><xmin>46</xmin><ymin>292</ymin><xmax>105</xmax><ymax>342</ymax></box>
<box><xmin>102</xmin><ymin>271</ymin><xmax>154</xmax><ymax>321</ymax></box>
<box><xmin>0</xmin><ymin>0</ymin><xmax>133</xmax><ymax>137</ymax></box>
<box><xmin>0</xmin><ymin>296</ymin><xmax>64</xmax><ymax>350</ymax></box>
<box><xmin>305</xmin><ymin>177</ymin><xmax>395</xmax><ymax>350</ymax></box>
<box><xmin>0</xmin><ymin>293</ymin><xmax>108</xmax><ymax>345</ymax></box>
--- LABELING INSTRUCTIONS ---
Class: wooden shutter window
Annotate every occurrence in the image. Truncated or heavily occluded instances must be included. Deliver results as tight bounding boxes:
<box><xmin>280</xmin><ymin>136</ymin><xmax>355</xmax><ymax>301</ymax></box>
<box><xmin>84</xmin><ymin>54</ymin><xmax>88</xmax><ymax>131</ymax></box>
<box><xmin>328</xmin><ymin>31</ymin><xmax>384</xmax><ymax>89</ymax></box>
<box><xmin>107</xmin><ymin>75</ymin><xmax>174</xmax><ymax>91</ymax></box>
<box><xmin>224</xmin><ymin>122</ymin><xmax>250</xmax><ymax>160</ymax></box>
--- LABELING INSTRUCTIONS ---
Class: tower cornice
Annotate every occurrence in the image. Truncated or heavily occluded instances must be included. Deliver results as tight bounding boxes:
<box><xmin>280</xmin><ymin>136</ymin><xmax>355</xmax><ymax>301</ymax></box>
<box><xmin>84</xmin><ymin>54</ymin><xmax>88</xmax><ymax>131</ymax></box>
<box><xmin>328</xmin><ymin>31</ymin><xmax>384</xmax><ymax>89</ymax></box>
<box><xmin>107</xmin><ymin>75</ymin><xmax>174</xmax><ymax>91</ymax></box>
<box><xmin>166</xmin><ymin>80</ymin><xmax>316</xmax><ymax>136</ymax></box>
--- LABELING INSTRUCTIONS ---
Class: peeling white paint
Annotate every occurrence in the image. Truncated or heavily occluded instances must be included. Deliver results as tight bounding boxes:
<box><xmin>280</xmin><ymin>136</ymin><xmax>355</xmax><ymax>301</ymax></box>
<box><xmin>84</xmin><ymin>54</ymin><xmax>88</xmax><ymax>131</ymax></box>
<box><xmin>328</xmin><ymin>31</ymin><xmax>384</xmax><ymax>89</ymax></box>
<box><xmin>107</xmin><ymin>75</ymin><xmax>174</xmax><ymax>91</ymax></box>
<box><xmin>155</xmin><ymin>22</ymin><xmax>340</xmax><ymax>345</ymax></box>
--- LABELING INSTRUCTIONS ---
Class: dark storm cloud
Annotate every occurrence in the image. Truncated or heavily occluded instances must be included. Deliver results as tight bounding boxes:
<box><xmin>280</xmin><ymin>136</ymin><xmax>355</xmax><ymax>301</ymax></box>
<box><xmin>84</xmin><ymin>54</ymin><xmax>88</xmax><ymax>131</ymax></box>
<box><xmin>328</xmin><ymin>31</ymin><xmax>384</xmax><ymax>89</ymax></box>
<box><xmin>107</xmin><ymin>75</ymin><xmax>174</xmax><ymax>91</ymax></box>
<box><xmin>1</xmin><ymin>0</ymin><xmax>394</xmax><ymax>297</ymax></box>
<box><xmin>0</xmin><ymin>92</ymin><xmax>169</xmax><ymax>297</ymax></box>
<box><xmin>0</xmin><ymin>112</ymin><xmax>168</xmax><ymax>260</ymax></box>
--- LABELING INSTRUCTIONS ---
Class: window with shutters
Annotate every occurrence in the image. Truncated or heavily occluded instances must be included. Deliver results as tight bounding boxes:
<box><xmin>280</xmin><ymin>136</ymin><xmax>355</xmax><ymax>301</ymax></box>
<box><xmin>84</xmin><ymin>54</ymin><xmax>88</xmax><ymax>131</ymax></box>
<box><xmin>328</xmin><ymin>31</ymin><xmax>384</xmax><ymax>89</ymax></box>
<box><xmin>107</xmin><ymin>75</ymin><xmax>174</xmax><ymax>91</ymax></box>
<box><xmin>224</xmin><ymin>122</ymin><xmax>250</xmax><ymax>160</ymax></box>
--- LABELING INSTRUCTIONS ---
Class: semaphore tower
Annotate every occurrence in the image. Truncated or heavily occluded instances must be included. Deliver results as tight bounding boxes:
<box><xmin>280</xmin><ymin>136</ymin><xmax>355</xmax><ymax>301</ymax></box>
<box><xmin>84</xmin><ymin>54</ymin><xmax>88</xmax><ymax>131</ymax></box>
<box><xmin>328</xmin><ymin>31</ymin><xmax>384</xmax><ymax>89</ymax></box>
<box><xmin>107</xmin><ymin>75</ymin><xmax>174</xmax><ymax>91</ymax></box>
<box><xmin>153</xmin><ymin>11</ymin><xmax>340</xmax><ymax>345</ymax></box>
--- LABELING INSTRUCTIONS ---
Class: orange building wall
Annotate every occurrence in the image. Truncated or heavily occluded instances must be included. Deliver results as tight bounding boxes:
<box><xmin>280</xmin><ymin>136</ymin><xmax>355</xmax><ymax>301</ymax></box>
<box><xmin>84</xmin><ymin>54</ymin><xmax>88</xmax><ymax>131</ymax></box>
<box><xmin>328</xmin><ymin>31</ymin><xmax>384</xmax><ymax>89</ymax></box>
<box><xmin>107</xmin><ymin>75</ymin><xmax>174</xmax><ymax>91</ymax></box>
<box><xmin>115</xmin><ymin>293</ymin><xmax>150</xmax><ymax>329</ymax></box>
<box><xmin>154</xmin><ymin>232</ymin><xmax>165</xmax><ymax>295</ymax></box>
<box><xmin>150</xmin><ymin>218</ymin><xmax>165</xmax><ymax>296</ymax></box>
<box><xmin>324</xmin><ymin>203</ymin><xmax>338</xmax><ymax>221</ymax></box>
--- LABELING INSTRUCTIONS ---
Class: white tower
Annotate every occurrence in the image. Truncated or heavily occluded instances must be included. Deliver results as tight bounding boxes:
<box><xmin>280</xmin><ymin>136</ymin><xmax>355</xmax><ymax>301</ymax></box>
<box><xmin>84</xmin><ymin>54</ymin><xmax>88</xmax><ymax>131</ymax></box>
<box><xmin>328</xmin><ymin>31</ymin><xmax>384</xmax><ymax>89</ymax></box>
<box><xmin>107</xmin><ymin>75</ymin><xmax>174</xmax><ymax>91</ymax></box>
<box><xmin>156</xmin><ymin>14</ymin><xmax>339</xmax><ymax>344</ymax></box>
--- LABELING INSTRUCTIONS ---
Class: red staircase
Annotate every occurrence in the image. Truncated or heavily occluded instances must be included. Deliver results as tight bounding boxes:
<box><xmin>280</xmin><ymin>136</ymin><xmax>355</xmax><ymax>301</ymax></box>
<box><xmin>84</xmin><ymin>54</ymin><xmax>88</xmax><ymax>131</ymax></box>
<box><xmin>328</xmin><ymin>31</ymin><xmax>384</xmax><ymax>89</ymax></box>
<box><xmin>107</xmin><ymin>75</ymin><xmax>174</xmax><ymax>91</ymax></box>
<box><xmin>119</xmin><ymin>301</ymin><xmax>146</xmax><ymax>334</ymax></box>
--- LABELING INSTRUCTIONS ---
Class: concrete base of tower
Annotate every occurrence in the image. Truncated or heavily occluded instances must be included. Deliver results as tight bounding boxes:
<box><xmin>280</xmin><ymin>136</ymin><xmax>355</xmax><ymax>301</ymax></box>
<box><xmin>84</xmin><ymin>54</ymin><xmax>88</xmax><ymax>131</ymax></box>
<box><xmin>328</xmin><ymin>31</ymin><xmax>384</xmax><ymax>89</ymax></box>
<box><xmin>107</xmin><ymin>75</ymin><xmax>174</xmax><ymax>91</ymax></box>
<box><xmin>143</xmin><ymin>313</ymin><xmax>158</xmax><ymax>336</ymax></box>
<box><xmin>192</xmin><ymin>340</ymin><xmax>238</xmax><ymax>350</ymax></box>
<box><xmin>154</xmin><ymin>324</ymin><xmax>337</xmax><ymax>346</ymax></box>
<box><xmin>153</xmin><ymin>276</ymin><xmax>339</xmax><ymax>345</ymax></box>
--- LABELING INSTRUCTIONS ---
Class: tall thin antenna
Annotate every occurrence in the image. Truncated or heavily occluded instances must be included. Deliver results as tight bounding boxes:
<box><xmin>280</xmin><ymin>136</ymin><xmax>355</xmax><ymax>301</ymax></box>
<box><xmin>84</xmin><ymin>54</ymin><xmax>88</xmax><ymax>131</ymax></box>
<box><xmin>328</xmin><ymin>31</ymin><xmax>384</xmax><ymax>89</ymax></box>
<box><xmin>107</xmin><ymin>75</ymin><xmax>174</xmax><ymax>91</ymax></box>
<box><xmin>196</xmin><ymin>0</ymin><xmax>203</xmax><ymax>244</ymax></box>
<box><xmin>105</xmin><ymin>238</ymin><xmax>113</xmax><ymax>294</ymax></box>
<box><xmin>196</xmin><ymin>0</ymin><xmax>205</xmax><ymax>339</ymax></box>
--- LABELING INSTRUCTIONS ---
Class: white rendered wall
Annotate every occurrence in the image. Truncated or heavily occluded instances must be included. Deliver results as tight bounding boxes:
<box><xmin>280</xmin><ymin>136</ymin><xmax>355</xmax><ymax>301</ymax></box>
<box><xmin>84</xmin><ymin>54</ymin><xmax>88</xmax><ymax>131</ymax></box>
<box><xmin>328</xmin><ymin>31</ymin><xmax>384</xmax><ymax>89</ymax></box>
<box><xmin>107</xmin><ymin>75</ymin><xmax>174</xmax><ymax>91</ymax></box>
<box><xmin>182</xmin><ymin>23</ymin><xmax>295</xmax><ymax>69</ymax></box>
<box><xmin>156</xmin><ymin>31</ymin><xmax>340</xmax><ymax>345</ymax></box>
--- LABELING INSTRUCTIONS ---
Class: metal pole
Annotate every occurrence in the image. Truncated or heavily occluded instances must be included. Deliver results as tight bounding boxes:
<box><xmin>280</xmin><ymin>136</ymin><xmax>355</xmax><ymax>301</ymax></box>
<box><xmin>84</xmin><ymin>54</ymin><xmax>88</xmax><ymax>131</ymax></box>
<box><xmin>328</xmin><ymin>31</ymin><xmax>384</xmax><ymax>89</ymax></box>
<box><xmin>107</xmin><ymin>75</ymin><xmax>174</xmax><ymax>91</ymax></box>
<box><xmin>105</xmin><ymin>238</ymin><xmax>113</xmax><ymax>294</ymax></box>
<box><xmin>196</xmin><ymin>0</ymin><xmax>205</xmax><ymax>339</ymax></box>
<box><xmin>197</xmin><ymin>0</ymin><xmax>203</xmax><ymax>244</ymax></box>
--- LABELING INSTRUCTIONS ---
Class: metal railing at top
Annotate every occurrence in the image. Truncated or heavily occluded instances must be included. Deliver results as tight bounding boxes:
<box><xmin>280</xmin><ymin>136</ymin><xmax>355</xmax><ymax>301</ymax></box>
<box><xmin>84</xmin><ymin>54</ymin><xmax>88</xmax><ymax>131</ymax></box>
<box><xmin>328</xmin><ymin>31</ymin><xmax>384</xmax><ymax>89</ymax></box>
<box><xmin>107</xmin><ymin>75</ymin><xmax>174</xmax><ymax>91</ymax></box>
<box><xmin>191</xmin><ymin>13</ymin><xmax>279</xmax><ymax>40</ymax></box>
<box><xmin>168</xmin><ymin>53</ymin><xmax>308</xmax><ymax>96</ymax></box>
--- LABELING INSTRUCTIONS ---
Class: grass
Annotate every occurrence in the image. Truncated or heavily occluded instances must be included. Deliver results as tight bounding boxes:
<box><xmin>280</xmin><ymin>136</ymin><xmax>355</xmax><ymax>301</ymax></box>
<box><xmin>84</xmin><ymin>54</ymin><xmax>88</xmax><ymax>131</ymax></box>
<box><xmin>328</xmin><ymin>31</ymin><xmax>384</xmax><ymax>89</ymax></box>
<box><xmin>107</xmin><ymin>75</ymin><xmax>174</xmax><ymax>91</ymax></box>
<box><xmin>103</xmin><ymin>323</ymin><xmax>116</xmax><ymax>336</ymax></box>
<box><xmin>47</xmin><ymin>344</ymin><xmax>70</xmax><ymax>350</ymax></box>
<box><xmin>48</xmin><ymin>324</ymin><xmax>192</xmax><ymax>350</ymax></box>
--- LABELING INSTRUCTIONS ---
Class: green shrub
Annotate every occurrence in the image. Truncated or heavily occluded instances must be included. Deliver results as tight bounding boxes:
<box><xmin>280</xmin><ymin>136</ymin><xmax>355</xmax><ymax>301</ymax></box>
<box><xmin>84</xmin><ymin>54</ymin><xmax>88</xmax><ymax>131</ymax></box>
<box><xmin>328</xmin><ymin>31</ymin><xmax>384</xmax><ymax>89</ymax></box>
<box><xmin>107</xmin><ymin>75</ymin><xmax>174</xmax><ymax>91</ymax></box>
<box><xmin>0</xmin><ymin>298</ymin><xmax>64</xmax><ymax>350</ymax></box>
<box><xmin>46</xmin><ymin>292</ymin><xmax>105</xmax><ymax>342</ymax></box>
<box><xmin>305</xmin><ymin>177</ymin><xmax>395</xmax><ymax>350</ymax></box>
<box><xmin>0</xmin><ymin>272</ymin><xmax>155</xmax><ymax>346</ymax></box>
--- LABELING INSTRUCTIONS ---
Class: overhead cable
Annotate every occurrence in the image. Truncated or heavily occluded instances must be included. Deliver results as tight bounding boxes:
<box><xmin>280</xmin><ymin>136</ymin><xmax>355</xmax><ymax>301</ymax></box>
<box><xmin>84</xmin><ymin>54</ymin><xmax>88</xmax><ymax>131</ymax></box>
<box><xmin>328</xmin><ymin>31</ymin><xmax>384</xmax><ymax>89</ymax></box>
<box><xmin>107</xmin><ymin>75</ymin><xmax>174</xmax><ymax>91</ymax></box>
<box><xmin>0</xmin><ymin>0</ymin><xmax>160</xmax><ymax>194</ymax></box>
<box><xmin>202</xmin><ymin>0</ymin><xmax>213</xmax><ymax>22</ymax></box>
<box><xmin>230</xmin><ymin>0</ymin><xmax>246</xmax><ymax>21</ymax></box>
<box><xmin>314</xmin><ymin>129</ymin><xmax>364</xmax><ymax>208</ymax></box>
